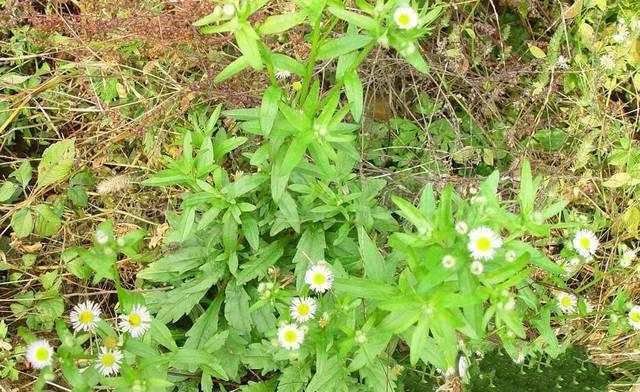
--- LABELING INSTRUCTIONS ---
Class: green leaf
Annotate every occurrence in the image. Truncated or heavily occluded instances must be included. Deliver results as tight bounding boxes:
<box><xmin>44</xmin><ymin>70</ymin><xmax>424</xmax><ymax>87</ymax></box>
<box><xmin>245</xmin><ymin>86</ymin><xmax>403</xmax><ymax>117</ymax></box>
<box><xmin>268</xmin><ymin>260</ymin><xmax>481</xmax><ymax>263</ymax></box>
<box><xmin>528</xmin><ymin>43</ymin><xmax>547</xmax><ymax>59</ymax></box>
<box><xmin>235</xmin><ymin>23</ymin><xmax>263</xmax><ymax>70</ymax></box>
<box><xmin>333</xmin><ymin>276</ymin><xmax>397</xmax><ymax>300</ymax></box>
<box><xmin>391</xmin><ymin>196</ymin><xmax>430</xmax><ymax>233</ymax></box>
<box><xmin>185</xmin><ymin>295</ymin><xmax>223</xmax><ymax>349</ymax></box>
<box><xmin>0</xmin><ymin>181</ymin><xmax>18</xmax><ymax>203</ymax></box>
<box><xmin>215</xmin><ymin>56</ymin><xmax>251</xmax><ymax>84</ymax></box>
<box><xmin>260</xmin><ymin>85</ymin><xmax>281</xmax><ymax>135</ymax></box>
<box><xmin>36</xmin><ymin>139</ymin><xmax>75</xmax><ymax>190</ymax></box>
<box><xmin>224</xmin><ymin>173</ymin><xmax>268</xmax><ymax>198</ymax></box>
<box><xmin>409</xmin><ymin>317</ymin><xmax>429</xmax><ymax>366</ymax></box>
<box><xmin>399</xmin><ymin>48</ymin><xmax>429</xmax><ymax>74</ymax></box>
<box><xmin>519</xmin><ymin>160</ymin><xmax>535</xmax><ymax>216</ymax></box>
<box><xmin>11</xmin><ymin>208</ymin><xmax>33</xmax><ymax>238</ymax></box>
<box><xmin>317</xmin><ymin>35</ymin><xmax>372</xmax><ymax>60</ymax></box>
<box><xmin>152</xmin><ymin>273</ymin><xmax>223</xmax><ymax>323</ymax></box>
<box><xmin>150</xmin><ymin>319</ymin><xmax>178</xmax><ymax>351</ymax></box>
<box><xmin>33</xmin><ymin>204</ymin><xmax>62</xmax><ymax>237</ymax></box>
<box><xmin>357</xmin><ymin>226</ymin><xmax>386</xmax><ymax>282</ymax></box>
<box><xmin>224</xmin><ymin>280</ymin><xmax>252</xmax><ymax>334</ymax></box>
<box><xmin>11</xmin><ymin>160</ymin><xmax>32</xmax><ymax>188</ymax></box>
<box><xmin>306</xmin><ymin>355</ymin><xmax>342</xmax><ymax>392</ymax></box>
<box><xmin>327</xmin><ymin>6</ymin><xmax>378</xmax><ymax>31</ymax></box>
<box><xmin>138</xmin><ymin>247</ymin><xmax>209</xmax><ymax>282</ymax></box>
<box><xmin>344</xmin><ymin>71</ymin><xmax>363</xmax><ymax>122</ymax></box>
<box><xmin>278</xmin><ymin>364</ymin><xmax>311</xmax><ymax>392</ymax></box>
<box><xmin>277</xmin><ymin>192</ymin><xmax>300</xmax><ymax>232</ymax></box>
<box><xmin>259</xmin><ymin>11</ymin><xmax>307</xmax><ymax>35</ymax></box>
<box><xmin>271</xmin><ymin>133</ymin><xmax>311</xmax><ymax>202</ymax></box>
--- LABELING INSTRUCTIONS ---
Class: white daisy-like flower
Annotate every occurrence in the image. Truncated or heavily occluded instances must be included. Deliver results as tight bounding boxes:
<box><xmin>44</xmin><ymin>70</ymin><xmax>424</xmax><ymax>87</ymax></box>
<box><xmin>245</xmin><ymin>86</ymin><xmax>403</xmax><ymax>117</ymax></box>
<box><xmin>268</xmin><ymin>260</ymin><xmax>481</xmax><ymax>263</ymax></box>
<box><xmin>628</xmin><ymin>305</ymin><xmax>640</xmax><ymax>330</ymax></box>
<box><xmin>620</xmin><ymin>249</ymin><xmax>636</xmax><ymax>268</ymax></box>
<box><xmin>95</xmin><ymin>347</ymin><xmax>123</xmax><ymax>377</ymax></box>
<box><xmin>467</xmin><ymin>227</ymin><xmax>503</xmax><ymax>260</ymax></box>
<box><xmin>556</xmin><ymin>292</ymin><xmax>577</xmax><ymax>314</ymax></box>
<box><xmin>470</xmin><ymin>260</ymin><xmax>484</xmax><ymax>275</ymax></box>
<box><xmin>304</xmin><ymin>263</ymin><xmax>334</xmax><ymax>293</ymax></box>
<box><xmin>95</xmin><ymin>229</ymin><xmax>109</xmax><ymax>245</ymax></box>
<box><xmin>275</xmin><ymin>69</ymin><xmax>291</xmax><ymax>80</ymax></box>
<box><xmin>118</xmin><ymin>304</ymin><xmax>151</xmax><ymax>338</ymax></box>
<box><xmin>556</xmin><ymin>55</ymin><xmax>569</xmax><ymax>69</ymax></box>
<box><xmin>455</xmin><ymin>221</ymin><xmax>469</xmax><ymax>235</ymax></box>
<box><xmin>599</xmin><ymin>53</ymin><xmax>615</xmax><ymax>71</ymax></box>
<box><xmin>442</xmin><ymin>255</ymin><xmax>456</xmax><ymax>269</ymax></box>
<box><xmin>572</xmin><ymin>230</ymin><xmax>599</xmax><ymax>259</ymax></box>
<box><xmin>277</xmin><ymin>323</ymin><xmax>305</xmax><ymax>350</ymax></box>
<box><xmin>69</xmin><ymin>300</ymin><xmax>101</xmax><ymax>332</ymax></box>
<box><xmin>25</xmin><ymin>340</ymin><xmax>54</xmax><ymax>369</ymax></box>
<box><xmin>290</xmin><ymin>297</ymin><xmax>317</xmax><ymax>323</ymax></box>
<box><xmin>393</xmin><ymin>5</ymin><xmax>419</xmax><ymax>30</ymax></box>
<box><xmin>505</xmin><ymin>250</ymin><xmax>517</xmax><ymax>263</ymax></box>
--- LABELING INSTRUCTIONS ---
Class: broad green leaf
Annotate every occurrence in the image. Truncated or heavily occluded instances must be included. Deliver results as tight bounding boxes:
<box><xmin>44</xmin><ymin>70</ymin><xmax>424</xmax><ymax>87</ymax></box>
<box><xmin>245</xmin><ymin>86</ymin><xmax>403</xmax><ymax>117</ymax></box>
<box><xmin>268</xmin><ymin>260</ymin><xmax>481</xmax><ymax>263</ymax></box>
<box><xmin>306</xmin><ymin>355</ymin><xmax>342</xmax><ymax>392</ymax></box>
<box><xmin>36</xmin><ymin>139</ymin><xmax>75</xmax><ymax>189</ymax></box>
<box><xmin>260</xmin><ymin>85</ymin><xmax>281</xmax><ymax>135</ymax></box>
<box><xmin>11</xmin><ymin>160</ymin><xmax>32</xmax><ymax>188</ymax></box>
<box><xmin>357</xmin><ymin>226</ymin><xmax>386</xmax><ymax>282</ymax></box>
<box><xmin>153</xmin><ymin>273</ymin><xmax>222</xmax><ymax>323</ymax></box>
<box><xmin>327</xmin><ymin>6</ymin><xmax>378</xmax><ymax>31</ymax></box>
<box><xmin>150</xmin><ymin>319</ymin><xmax>178</xmax><ymax>351</ymax></box>
<box><xmin>277</xmin><ymin>191</ymin><xmax>300</xmax><ymax>232</ymax></box>
<box><xmin>224</xmin><ymin>280</ymin><xmax>252</xmax><ymax>334</ymax></box>
<box><xmin>0</xmin><ymin>181</ymin><xmax>17</xmax><ymax>203</ymax></box>
<box><xmin>333</xmin><ymin>276</ymin><xmax>397</xmax><ymax>300</ymax></box>
<box><xmin>185</xmin><ymin>295</ymin><xmax>223</xmax><ymax>349</ymax></box>
<box><xmin>344</xmin><ymin>71</ymin><xmax>363</xmax><ymax>122</ymax></box>
<box><xmin>33</xmin><ymin>204</ymin><xmax>62</xmax><ymax>237</ymax></box>
<box><xmin>11</xmin><ymin>208</ymin><xmax>33</xmax><ymax>238</ymax></box>
<box><xmin>410</xmin><ymin>317</ymin><xmax>429</xmax><ymax>366</ymax></box>
<box><xmin>399</xmin><ymin>47</ymin><xmax>429</xmax><ymax>74</ymax></box>
<box><xmin>215</xmin><ymin>56</ymin><xmax>250</xmax><ymax>84</ymax></box>
<box><xmin>528</xmin><ymin>44</ymin><xmax>547</xmax><ymax>59</ymax></box>
<box><xmin>317</xmin><ymin>34</ymin><xmax>372</xmax><ymax>60</ymax></box>
<box><xmin>391</xmin><ymin>195</ymin><xmax>430</xmax><ymax>233</ymax></box>
<box><xmin>235</xmin><ymin>23</ymin><xmax>263</xmax><ymax>70</ymax></box>
<box><xmin>519</xmin><ymin>160</ymin><xmax>535</xmax><ymax>216</ymax></box>
<box><xmin>259</xmin><ymin>11</ymin><xmax>307</xmax><ymax>35</ymax></box>
<box><xmin>271</xmin><ymin>133</ymin><xmax>311</xmax><ymax>201</ymax></box>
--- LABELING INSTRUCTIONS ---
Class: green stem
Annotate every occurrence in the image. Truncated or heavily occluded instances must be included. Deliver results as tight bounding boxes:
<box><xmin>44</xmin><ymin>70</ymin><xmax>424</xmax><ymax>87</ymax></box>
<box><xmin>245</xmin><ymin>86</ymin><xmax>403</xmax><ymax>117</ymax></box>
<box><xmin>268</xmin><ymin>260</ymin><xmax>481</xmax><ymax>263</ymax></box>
<box><xmin>300</xmin><ymin>16</ymin><xmax>323</xmax><ymax>102</ymax></box>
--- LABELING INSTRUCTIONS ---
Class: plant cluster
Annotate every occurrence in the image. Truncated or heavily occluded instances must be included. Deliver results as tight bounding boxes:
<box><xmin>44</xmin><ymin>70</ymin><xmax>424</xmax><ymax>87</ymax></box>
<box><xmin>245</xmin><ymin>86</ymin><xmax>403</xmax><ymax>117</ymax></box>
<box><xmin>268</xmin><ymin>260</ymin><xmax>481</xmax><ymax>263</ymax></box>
<box><xmin>3</xmin><ymin>0</ymin><xmax>640</xmax><ymax>391</ymax></box>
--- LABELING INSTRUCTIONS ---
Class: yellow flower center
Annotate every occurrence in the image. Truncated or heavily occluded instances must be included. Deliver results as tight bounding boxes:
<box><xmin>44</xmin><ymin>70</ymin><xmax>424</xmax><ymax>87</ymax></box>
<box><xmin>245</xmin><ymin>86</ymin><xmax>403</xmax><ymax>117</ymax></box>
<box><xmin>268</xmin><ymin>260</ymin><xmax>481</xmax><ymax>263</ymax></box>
<box><xmin>297</xmin><ymin>304</ymin><xmax>310</xmax><ymax>316</ymax></box>
<box><xmin>35</xmin><ymin>347</ymin><xmax>49</xmax><ymax>362</ymax></box>
<box><xmin>283</xmin><ymin>330</ymin><xmax>298</xmax><ymax>343</ymax></box>
<box><xmin>79</xmin><ymin>311</ymin><xmax>94</xmax><ymax>325</ymax></box>
<box><xmin>128</xmin><ymin>313</ymin><xmax>141</xmax><ymax>327</ymax></box>
<box><xmin>398</xmin><ymin>13</ymin><xmax>411</xmax><ymax>26</ymax></box>
<box><xmin>312</xmin><ymin>273</ymin><xmax>326</xmax><ymax>286</ymax></box>
<box><xmin>560</xmin><ymin>297</ymin><xmax>572</xmax><ymax>306</ymax></box>
<box><xmin>579</xmin><ymin>237</ymin><xmax>591</xmax><ymax>249</ymax></box>
<box><xmin>100</xmin><ymin>353</ymin><xmax>116</xmax><ymax>367</ymax></box>
<box><xmin>476</xmin><ymin>237</ymin><xmax>491</xmax><ymax>252</ymax></box>
<box><xmin>631</xmin><ymin>312</ymin><xmax>640</xmax><ymax>322</ymax></box>
<box><xmin>292</xmin><ymin>81</ymin><xmax>302</xmax><ymax>91</ymax></box>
